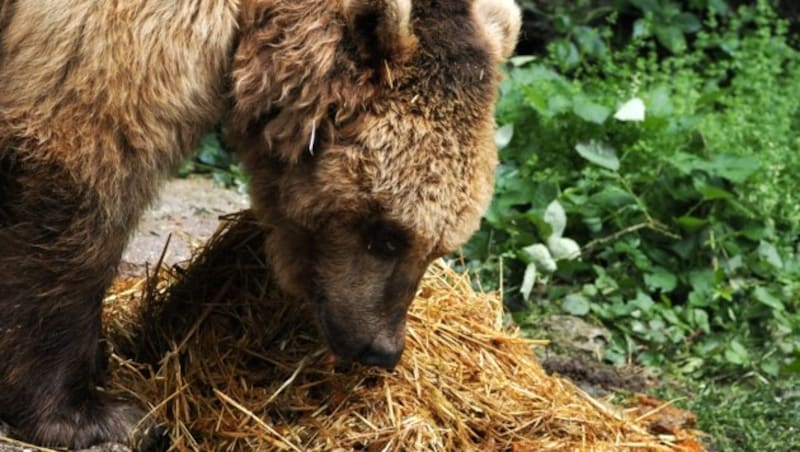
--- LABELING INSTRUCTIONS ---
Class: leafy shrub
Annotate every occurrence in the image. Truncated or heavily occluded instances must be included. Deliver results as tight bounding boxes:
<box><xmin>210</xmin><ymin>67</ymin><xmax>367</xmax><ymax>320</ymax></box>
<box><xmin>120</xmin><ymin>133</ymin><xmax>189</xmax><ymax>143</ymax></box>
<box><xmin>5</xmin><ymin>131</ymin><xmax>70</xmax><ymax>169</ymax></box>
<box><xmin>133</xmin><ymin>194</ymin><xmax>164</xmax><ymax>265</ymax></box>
<box><xmin>461</xmin><ymin>0</ymin><xmax>800</xmax><ymax>378</ymax></box>
<box><xmin>517</xmin><ymin>0</ymin><xmax>729</xmax><ymax>64</ymax></box>
<box><xmin>179</xmin><ymin>132</ymin><xmax>246</xmax><ymax>191</ymax></box>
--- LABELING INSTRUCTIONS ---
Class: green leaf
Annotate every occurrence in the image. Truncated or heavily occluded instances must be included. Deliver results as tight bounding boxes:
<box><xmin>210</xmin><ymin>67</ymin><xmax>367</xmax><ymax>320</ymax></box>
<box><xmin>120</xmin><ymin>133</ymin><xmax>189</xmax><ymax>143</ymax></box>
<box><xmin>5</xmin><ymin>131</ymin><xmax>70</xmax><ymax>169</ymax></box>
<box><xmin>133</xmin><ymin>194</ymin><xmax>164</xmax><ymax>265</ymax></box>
<box><xmin>582</xmin><ymin>216</ymin><xmax>603</xmax><ymax>234</ymax></box>
<box><xmin>632</xmin><ymin>19</ymin><xmax>650</xmax><ymax>39</ymax></box>
<box><xmin>690</xmin><ymin>269</ymin><xmax>716</xmax><ymax>294</ymax></box>
<box><xmin>593</xmin><ymin>265</ymin><xmax>620</xmax><ymax>294</ymax></box>
<box><xmin>520</xmin><ymin>263</ymin><xmax>537</xmax><ymax>301</ymax></box>
<box><xmin>741</xmin><ymin>223</ymin><xmax>768</xmax><ymax>241</ymax></box>
<box><xmin>629</xmin><ymin>0</ymin><xmax>659</xmax><ymax>13</ymax></box>
<box><xmin>631</xmin><ymin>291</ymin><xmax>655</xmax><ymax>312</ymax></box>
<box><xmin>757</xmin><ymin>241</ymin><xmax>784</xmax><ymax>269</ymax></box>
<box><xmin>494</xmin><ymin>124</ymin><xmax>514</xmax><ymax>149</ymax></box>
<box><xmin>543</xmin><ymin>200</ymin><xmax>567</xmax><ymax>238</ymax></box>
<box><xmin>691</xmin><ymin>308</ymin><xmax>710</xmax><ymax>333</ymax></box>
<box><xmin>706</xmin><ymin>154</ymin><xmax>760</xmax><ymax>183</ymax></box>
<box><xmin>603</xmin><ymin>347</ymin><xmax>626</xmax><ymax>365</ymax></box>
<box><xmin>654</xmin><ymin>25</ymin><xmax>686</xmax><ymax>53</ymax></box>
<box><xmin>177</xmin><ymin>160</ymin><xmax>195</xmax><ymax>178</ymax></box>
<box><xmin>547</xmin><ymin>94</ymin><xmax>572</xmax><ymax>115</ymax></box>
<box><xmin>574</xmin><ymin>26</ymin><xmax>607</xmax><ymax>59</ymax></box>
<box><xmin>197</xmin><ymin>133</ymin><xmax>229</xmax><ymax>167</ymax></box>
<box><xmin>631</xmin><ymin>320</ymin><xmax>647</xmax><ymax>334</ymax></box>
<box><xmin>524</xmin><ymin>210</ymin><xmax>556</xmax><ymax>240</ymax></box>
<box><xmin>572</xmin><ymin>96</ymin><xmax>611</xmax><ymax>124</ymax></box>
<box><xmin>669</xmin><ymin>152</ymin><xmax>704</xmax><ymax>175</ymax></box>
<box><xmin>688</xmin><ymin>290</ymin><xmax>712</xmax><ymax>308</ymax></box>
<box><xmin>783</xmin><ymin>358</ymin><xmax>800</xmax><ymax>374</ymax></box>
<box><xmin>614</xmin><ymin>97</ymin><xmax>646</xmax><ymax>122</ymax></box>
<box><xmin>707</xmin><ymin>0</ymin><xmax>729</xmax><ymax>14</ymax></box>
<box><xmin>645</xmin><ymin>267</ymin><xmax>678</xmax><ymax>292</ymax></box>
<box><xmin>753</xmin><ymin>286</ymin><xmax>785</xmax><ymax>311</ymax></box>
<box><xmin>724</xmin><ymin>340</ymin><xmax>750</xmax><ymax>365</ymax></box>
<box><xmin>521</xmin><ymin>86</ymin><xmax>549</xmax><ymax>114</ymax></box>
<box><xmin>509</xmin><ymin>55</ymin><xmax>536</xmax><ymax>67</ymax></box>
<box><xmin>760</xmin><ymin>359</ymin><xmax>780</xmax><ymax>377</ymax></box>
<box><xmin>660</xmin><ymin>309</ymin><xmax>680</xmax><ymax>331</ymax></box>
<box><xmin>547</xmin><ymin>236</ymin><xmax>581</xmax><ymax>260</ymax></box>
<box><xmin>673</xmin><ymin>12</ymin><xmax>702</xmax><ymax>33</ymax></box>
<box><xmin>562</xmin><ymin>294</ymin><xmax>591</xmax><ymax>316</ymax></box>
<box><xmin>549</xmin><ymin>38</ymin><xmax>580</xmax><ymax>69</ymax></box>
<box><xmin>575</xmin><ymin>141</ymin><xmax>620</xmax><ymax>171</ymax></box>
<box><xmin>591</xmin><ymin>186</ymin><xmax>636</xmax><ymax>209</ymax></box>
<box><xmin>678</xmin><ymin>357</ymin><xmax>705</xmax><ymax>374</ymax></box>
<box><xmin>522</xmin><ymin>244</ymin><xmax>557</xmax><ymax>273</ymax></box>
<box><xmin>675</xmin><ymin>215</ymin><xmax>708</xmax><ymax>231</ymax></box>
<box><xmin>697</xmin><ymin>184</ymin><xmax>733</xmax><ymax>200</ymax></box>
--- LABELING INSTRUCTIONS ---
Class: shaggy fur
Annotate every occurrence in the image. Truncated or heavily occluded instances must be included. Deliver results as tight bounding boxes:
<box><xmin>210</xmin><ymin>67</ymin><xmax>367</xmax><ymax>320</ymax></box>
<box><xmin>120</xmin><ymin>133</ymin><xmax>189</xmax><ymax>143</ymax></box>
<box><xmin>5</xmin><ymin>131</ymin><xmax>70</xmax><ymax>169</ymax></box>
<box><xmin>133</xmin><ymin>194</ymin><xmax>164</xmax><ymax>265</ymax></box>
<box><xmin>0</xmin><ymin>0</ymin><xmax>520</xmax><ymax>448</ymax></box>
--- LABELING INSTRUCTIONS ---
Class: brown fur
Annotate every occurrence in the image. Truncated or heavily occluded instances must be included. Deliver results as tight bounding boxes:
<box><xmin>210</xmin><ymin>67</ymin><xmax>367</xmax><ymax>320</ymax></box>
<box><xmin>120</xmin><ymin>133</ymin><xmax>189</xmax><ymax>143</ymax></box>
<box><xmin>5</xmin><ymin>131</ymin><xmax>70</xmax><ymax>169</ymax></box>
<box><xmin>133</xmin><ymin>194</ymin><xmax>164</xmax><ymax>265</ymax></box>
<box><xmin>0</xmin><ymin>0</ymin><xmax>519</xmax><ymax>448</ymax></box>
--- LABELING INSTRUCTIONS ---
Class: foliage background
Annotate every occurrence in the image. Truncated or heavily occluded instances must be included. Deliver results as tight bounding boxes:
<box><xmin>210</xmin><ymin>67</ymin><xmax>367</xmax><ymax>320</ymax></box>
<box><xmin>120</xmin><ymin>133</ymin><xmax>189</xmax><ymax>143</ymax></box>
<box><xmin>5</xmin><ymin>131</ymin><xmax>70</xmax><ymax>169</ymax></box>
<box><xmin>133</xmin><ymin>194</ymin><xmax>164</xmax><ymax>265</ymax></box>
<box><xmin>460</xmin><ymin>0</ymin><xmax>800</xmax><ymax>379</ymax></box>
<box><xmin>458</xmin><ymin>1</ymin><xmax>800</xmax><ymax>449</ymax></box>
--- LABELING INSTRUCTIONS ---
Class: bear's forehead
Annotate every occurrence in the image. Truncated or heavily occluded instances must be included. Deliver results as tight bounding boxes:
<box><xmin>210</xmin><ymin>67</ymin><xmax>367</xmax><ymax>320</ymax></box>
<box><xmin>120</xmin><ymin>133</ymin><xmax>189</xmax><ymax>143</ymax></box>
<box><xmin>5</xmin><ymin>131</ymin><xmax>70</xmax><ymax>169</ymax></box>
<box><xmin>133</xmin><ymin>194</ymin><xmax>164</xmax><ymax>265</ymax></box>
<box><xmin>352</xmin><ymin>108</ymin><xmax>495</xmax><ymax>255</ymax></box>
<box><xmin>315</xmin><ymin>0</ymin><xmax>500</xmax><ymax>253</ymax></box>
<box><xmin>381</xmin><ymin>177</ymin><xmax>486</xmax><ymax>255</ymax></box>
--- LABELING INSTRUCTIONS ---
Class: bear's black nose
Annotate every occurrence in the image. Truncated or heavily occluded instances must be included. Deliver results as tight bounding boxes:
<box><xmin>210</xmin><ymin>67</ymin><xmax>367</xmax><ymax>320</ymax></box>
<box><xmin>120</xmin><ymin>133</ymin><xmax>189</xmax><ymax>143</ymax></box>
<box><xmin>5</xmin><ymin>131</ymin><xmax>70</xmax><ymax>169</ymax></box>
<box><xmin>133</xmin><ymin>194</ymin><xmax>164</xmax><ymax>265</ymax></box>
<box><xmin>357</xmin><ymin>344</ymin><xmax>402</xmax><ymax>370</ymax></box>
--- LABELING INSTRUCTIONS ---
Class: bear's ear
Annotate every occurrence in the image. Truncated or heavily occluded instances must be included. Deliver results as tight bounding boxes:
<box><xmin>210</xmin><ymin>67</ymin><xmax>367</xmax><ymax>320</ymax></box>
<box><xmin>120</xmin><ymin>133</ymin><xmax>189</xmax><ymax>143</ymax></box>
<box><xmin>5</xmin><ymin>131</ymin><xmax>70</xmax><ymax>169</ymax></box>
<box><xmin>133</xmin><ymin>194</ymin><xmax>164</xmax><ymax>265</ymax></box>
<box><xmin>473</xmin><ymin>0</ymin><xmax>521</xmax><ymax>61</ymax></box>
<box><xmin>344</xmin><ymin>0</ymin><xmax>417</xmax><ymax>66</ymax></box>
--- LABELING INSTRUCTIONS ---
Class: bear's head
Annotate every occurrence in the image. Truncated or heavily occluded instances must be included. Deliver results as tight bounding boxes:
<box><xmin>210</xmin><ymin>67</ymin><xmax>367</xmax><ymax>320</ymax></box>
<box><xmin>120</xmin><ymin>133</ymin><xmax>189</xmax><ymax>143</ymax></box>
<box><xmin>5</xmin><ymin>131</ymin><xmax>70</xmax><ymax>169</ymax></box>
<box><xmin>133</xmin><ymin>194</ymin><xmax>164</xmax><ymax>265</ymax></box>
<box><xmin>228</xmin><ymin>0</ymin><xmax>520</xmax><ymax>369</ymax></box>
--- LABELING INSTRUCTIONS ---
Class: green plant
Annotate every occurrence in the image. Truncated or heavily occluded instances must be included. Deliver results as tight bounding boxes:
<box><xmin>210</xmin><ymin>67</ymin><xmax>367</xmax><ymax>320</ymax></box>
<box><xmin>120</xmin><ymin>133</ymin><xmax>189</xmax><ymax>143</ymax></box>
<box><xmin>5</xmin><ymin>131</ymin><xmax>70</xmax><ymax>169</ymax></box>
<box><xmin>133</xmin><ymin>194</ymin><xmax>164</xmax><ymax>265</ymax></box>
<box><xmin>626</xmin><ymin>0</ymin><xmax>723</xmax><ymax>53</ymax></box>
<box><xmin>461</xmin><ymin>0</ymin><xmax>800</xmax><ymax>379</ymax></box>
<box><xmin>658</xmin><ymin>375</ymin><xmax>800</xmax><ymax>450</ymax></box>
<box><xmin>517</xmin><ymin>0</ymin><xmax>730</xmax><ymax>71</ymax></box>
<box><xmin>178</xmin><ymin>132</ymin><xmax>247</xmax><ymax>190</ymax></box>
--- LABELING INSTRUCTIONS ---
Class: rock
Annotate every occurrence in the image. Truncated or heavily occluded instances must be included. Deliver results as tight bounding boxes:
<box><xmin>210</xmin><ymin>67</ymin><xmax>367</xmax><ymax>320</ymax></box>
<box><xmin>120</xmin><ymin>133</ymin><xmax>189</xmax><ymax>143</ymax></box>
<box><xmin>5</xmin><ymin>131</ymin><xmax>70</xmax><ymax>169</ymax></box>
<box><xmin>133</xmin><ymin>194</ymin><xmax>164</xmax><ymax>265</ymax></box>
<box><xmin>539</xmin><ymin>314</ymin><xmax>612</xmax><ymax>360</ymax></box>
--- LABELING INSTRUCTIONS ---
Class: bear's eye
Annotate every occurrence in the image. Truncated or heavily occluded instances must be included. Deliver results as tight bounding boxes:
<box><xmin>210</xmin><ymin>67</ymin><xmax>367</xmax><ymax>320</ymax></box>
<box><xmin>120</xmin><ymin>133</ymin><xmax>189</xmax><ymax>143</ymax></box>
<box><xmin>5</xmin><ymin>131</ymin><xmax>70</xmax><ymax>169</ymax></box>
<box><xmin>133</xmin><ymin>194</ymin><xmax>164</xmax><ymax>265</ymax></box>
<box><xmin>366</xmin><ymin>224</ymin><xmax>407</xmax><ymax>259</ymax></box>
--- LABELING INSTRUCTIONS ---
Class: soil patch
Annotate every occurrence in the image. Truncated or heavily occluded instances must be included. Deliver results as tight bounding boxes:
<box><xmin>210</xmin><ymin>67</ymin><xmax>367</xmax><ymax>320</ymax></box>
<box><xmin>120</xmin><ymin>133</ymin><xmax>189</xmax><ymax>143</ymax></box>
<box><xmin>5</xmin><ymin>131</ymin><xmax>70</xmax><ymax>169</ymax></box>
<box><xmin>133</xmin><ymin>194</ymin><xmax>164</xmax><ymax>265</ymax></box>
<box><xmin>120</xmin><ymin>176</ymin><xmax>249</xmax><ymax>276</ymax></box>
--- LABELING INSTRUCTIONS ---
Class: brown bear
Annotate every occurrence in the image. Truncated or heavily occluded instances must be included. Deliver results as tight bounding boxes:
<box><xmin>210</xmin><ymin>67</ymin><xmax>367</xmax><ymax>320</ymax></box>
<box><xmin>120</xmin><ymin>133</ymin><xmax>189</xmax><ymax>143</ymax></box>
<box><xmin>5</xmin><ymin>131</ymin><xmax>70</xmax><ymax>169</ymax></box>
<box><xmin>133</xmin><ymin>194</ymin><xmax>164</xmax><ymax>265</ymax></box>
<box><xmin>0</xmin><ymin>0</ymin><xmax>520</xmax><ymax>448</ymax></box>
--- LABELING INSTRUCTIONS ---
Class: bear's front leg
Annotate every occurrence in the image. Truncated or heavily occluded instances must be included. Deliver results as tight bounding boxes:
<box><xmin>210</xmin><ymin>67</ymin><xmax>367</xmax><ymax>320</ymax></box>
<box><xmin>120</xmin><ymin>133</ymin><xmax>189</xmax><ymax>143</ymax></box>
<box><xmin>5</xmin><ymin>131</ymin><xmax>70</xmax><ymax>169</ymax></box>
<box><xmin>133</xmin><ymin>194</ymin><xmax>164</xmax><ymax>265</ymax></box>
<box><xmin>0</xmin><ymin>156</ymin><xmax>161</xmax><ymax>449</ymax></box>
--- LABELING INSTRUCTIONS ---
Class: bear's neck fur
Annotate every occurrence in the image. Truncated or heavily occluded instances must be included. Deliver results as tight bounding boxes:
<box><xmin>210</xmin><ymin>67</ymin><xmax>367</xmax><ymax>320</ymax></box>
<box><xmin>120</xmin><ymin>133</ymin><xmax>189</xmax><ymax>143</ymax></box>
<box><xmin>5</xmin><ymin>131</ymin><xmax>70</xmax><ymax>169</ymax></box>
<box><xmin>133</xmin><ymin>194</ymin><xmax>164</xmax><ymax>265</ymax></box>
<box><xmin>0</xmin><ymin>1</ymin><xmax>242</xmax><ymax>220</ymax></box>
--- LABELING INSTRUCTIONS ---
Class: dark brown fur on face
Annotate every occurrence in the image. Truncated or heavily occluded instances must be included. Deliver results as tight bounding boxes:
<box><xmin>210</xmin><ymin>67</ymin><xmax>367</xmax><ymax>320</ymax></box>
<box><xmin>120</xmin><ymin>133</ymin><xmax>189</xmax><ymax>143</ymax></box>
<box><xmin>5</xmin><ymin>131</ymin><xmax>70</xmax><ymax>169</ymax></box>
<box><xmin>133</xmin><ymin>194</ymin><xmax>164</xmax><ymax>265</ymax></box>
<box><xmin>0</xmin><ymin>0</ymin><xmax>519</xmax><ymax>448</ymax></box>
<box><xmin>228</xmin><ymin>0</ymin><xmax>520</xmax><ymax>369</ymax></box>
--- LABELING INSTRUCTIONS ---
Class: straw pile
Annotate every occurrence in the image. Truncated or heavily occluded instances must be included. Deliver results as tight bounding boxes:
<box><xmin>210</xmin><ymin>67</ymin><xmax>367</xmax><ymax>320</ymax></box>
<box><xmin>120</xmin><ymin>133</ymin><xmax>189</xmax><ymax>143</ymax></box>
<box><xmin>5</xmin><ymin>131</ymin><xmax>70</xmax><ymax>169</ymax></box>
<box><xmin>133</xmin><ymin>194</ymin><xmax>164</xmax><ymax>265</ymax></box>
<box><xmin>102</xmin><ymin>211</ymin><xmax>702</xmax><ymax>451</ymax></box>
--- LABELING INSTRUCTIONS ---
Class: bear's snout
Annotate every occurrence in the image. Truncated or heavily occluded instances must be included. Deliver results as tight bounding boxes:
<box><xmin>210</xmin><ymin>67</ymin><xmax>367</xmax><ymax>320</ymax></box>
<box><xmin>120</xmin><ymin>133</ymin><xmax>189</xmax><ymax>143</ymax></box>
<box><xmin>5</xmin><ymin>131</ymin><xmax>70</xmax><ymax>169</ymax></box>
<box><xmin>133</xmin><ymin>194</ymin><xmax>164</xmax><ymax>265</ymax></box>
<box><xmin>356</xmin><ymin>334</ymin><xmax>405</xmax><ymax>370</ymax></box>
<box><xmin>318</xmin><ymin>303</ymin><xmax>407</xmax><ymax>370</ymax></box>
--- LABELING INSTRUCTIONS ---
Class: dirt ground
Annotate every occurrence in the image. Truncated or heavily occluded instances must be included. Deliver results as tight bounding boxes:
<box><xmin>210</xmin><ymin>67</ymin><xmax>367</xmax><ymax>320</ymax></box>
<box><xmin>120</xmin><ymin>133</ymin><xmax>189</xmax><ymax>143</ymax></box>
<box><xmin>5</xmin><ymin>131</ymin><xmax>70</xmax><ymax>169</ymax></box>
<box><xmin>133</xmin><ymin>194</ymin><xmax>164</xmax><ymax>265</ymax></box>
<box><xmin>120</xmin><ymin>176</ymin><xmax>250</xmax><ymax>276</ymax></box>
